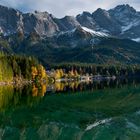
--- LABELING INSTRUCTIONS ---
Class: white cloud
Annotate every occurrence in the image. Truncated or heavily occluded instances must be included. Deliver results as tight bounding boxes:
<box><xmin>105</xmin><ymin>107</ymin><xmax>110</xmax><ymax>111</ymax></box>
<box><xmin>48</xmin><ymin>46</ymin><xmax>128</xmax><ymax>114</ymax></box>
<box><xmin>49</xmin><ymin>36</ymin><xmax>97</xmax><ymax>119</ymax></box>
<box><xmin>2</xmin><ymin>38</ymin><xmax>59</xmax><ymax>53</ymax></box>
<box><xmin>0</xmin><ymin>0</ymin><xmax>139</xmax><ymax>18</ymax></box>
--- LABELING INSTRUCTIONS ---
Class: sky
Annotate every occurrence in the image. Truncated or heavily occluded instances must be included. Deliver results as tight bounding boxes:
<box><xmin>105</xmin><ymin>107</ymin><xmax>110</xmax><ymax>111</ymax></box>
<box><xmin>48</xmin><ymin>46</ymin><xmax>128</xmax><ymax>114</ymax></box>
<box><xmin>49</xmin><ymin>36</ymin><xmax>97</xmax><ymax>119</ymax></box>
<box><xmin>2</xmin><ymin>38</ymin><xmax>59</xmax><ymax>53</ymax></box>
<box><xmin>0</xmin><ymin>0</ymin><xmax>139</xmax><ymax>18</ymax></box>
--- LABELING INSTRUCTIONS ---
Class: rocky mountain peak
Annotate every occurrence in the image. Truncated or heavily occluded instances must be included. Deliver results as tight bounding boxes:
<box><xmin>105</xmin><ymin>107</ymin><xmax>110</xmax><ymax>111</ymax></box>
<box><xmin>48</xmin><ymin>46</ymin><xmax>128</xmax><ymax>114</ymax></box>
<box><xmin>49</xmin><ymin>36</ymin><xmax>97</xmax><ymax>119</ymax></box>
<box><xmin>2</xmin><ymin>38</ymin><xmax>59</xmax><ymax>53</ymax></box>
<box><xmin>111</xmin><ymin>4</ymin><xmax>136</xmax><ymax>14</ymax></box>
<box><xmin>54</xmin><ymin>15</ymin><xmax>80</xmax><ymax>31</ymax></box>
<box><xmin>78</xmin><ymin>11</ymin><xmax>92</xmax><ymax>17</ymax></box>
<box><xmin>109</xmin><ymin>4</ymin><xmax>139</xmax><ymax>28</ymax></box>
<box><xmin>93</xmin><ymin>8</ymin><xmax>110</xmax><ymax>19</ymax></box>
<box><xmin>0</xmin><ymin>5</ymin><xmax>23</xmax><ymax>35</ymax></box>
<box><xmin>62</xmin><ymin>16</ymin><xmax>80</xmax><ymax>26</ymax></box>
<box><xmin>76</xmin><ymin>11</ymin><xmax>96</xmax><ymax>30</ymax></box>
<box><xmin>92</xmin><ymin>8</ymin><xmax>121</xmax><ymax>34</ymax></box>
<box><xmin>0</xmin><ymin>4</ymin><xmax>139</xmax><ymax>42</ymax></box>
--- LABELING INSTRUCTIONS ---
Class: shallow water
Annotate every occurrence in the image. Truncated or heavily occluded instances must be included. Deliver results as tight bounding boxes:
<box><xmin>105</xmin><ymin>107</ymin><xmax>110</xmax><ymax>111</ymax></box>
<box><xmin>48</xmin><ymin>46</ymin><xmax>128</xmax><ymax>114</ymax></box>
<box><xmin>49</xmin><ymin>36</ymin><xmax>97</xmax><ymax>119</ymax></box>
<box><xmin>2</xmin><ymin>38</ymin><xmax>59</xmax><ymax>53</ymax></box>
<box><xmin>0</xmin><ymin>79</ymin><xmax>140</xmax><ymax>140</ymax></box>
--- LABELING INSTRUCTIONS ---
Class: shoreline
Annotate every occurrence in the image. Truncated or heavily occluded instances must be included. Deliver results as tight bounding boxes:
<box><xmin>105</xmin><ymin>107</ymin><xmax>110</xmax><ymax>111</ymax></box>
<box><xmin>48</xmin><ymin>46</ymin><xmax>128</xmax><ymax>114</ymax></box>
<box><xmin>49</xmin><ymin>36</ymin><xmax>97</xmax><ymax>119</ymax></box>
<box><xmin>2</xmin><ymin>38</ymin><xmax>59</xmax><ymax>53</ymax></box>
<box><xmin>0</xmin><ymin>75</ymin><xmax>138</xmax><ymax>86</ymax></box>
<box><xmin>0</xmin><ymin>80</ymin><xmax>33</xmax><ymax>86</ymax></box>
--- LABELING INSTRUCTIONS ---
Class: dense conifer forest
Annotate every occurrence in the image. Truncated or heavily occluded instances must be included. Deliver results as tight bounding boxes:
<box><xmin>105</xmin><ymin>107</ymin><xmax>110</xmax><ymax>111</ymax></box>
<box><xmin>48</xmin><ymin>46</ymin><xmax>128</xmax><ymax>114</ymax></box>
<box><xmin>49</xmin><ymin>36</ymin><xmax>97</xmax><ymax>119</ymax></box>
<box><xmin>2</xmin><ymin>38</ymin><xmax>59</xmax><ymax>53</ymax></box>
<box><xmin>50</xmin><ymin>63</ymin><xmax>140</xmax><ymax>79</ymax></box>
<box><xmin>0</xmin><ymin>52</ymin><xmax>47</xmax><ymax>82</ymax></box>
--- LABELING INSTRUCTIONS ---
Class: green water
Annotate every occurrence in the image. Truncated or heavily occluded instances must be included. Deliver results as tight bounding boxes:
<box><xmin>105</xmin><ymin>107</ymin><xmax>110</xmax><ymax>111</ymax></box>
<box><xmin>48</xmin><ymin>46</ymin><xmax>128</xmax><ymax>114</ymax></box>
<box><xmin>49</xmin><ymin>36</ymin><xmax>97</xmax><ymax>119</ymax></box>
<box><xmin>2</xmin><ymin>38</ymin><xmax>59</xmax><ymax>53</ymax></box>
<box><xmin>0</xmin><ymin>80</ymin><xmax>140</xmax><ymax>140</ymax></box>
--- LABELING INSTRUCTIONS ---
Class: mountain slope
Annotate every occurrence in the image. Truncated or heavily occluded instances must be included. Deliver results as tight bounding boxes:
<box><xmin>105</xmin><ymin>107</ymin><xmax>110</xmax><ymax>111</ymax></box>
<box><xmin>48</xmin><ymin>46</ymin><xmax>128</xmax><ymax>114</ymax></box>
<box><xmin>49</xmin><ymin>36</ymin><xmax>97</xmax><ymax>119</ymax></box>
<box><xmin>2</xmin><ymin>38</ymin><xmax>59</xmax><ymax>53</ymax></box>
<box><xmin>0</xmin><ymin>4</ymin><xmax>140</xmax><ymax>65</ymax></box>
<box><xmin>17</xmin><ymin>37</ymin><xmax>140</xmax><ymax>65</ymax></box>
<box><xmin>109</xmin><ymin>4</ymin><xmax>140</xmax><ymax>40</ymax></box>
<box><xmin>0</xmin><ymin>4</ymin><xmax>140</xmax><ymax>41</ymax></box>
<box><xmin>3</xmin><ymin>30</ymin><xmax>139</xmax><ymax>65</ymax></box>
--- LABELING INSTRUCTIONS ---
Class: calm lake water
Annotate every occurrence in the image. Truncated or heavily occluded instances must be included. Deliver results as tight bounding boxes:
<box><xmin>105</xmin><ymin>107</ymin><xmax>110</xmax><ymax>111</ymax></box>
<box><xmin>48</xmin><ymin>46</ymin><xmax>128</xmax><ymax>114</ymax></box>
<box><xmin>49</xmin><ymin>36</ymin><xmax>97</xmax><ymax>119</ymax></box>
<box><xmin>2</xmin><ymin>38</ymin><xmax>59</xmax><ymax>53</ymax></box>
<box><xmin>0</xmin><ymin>78</ymin><xmax>140</xmax><ymax>140</ymax></box>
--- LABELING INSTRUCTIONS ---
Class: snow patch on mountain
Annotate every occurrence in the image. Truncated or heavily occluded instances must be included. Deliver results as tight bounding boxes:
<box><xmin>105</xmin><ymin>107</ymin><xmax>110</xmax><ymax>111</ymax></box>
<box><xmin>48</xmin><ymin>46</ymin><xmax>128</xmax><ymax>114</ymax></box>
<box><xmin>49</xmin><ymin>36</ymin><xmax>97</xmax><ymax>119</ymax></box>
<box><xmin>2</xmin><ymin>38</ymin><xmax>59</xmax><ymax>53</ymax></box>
<box><xmin>0</xmin><ymin>27</ymin><xmax>3</xmax><ymax>34</ymax></box>
<box><xmin>121</xmin><ymin>20</ymin><xmax>140</xmax><ymax>32</ymax></box>
<box><xmin>122</xmin><ymin>23</ymin><xmax>134</xmax><ymax>32</ymax></box>
<box><xmin>82</xmin><ymin>26</ymin><xmax>109</xmax><ymax>37</ymax></box>
<box><xmin>132</xmin><ymin>38</ymin><xmax>140</xmax><ymax>42</ymax></box>
<box><xmin>57</xmin><ymin>28</ymin><xmax>76</xmax><ymax>37</ymax></box>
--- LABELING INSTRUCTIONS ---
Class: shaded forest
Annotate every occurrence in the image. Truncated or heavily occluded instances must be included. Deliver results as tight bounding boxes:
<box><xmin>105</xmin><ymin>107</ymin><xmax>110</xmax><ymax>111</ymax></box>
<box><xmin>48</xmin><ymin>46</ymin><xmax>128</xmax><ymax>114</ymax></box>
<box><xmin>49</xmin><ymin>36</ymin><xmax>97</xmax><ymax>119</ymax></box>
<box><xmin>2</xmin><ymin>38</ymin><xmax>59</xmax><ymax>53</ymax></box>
<box><xmin>0</xmin><ymin>52</ymin><xmax>47</xmax><ymax>82</ymax></box>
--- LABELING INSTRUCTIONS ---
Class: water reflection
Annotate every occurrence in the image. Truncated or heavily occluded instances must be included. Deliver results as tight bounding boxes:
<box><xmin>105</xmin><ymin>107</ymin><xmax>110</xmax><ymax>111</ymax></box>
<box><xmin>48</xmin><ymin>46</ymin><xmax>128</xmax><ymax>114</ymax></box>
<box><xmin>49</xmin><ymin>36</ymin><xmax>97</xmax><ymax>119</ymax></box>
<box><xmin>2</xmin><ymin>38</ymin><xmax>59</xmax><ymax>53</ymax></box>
<box><xmin>47</xmin><ymin>78</ymin><xmax>140</xmax><ymax>93</ymax></box>
<box><xmin>0</xmin><ymin>78</ymin><xmax>140</xmax><ymax>139</ymax></box>
<box><xmin>0</xmin><ymin>83</ymin><xmax>47</xmax><ymax>112</ymax></box>
<box><xmin>0</xmin><ymin>78</ymin><xmax>140</xmax><ymax>112</ymax></box>
<box><xmin>32</xmin><ymin>83</ymin><xmax>47</xmax><ymax>97</ymax></box>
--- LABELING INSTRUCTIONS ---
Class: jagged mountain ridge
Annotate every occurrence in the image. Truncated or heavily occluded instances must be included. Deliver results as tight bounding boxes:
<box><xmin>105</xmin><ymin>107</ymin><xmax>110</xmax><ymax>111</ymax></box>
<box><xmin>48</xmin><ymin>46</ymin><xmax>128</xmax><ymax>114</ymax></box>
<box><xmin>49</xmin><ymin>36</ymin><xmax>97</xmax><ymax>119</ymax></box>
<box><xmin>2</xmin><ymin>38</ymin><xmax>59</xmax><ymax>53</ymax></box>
<box><xmin>77</xmin><ymin>4</ymin><xmax>140</xmax><ymax>41</ymax></box>
<box><xmin>0</xmin><ymin>21</ymin><xmax>140</xmax><ymax>65</ymax></box>
<box><xmin>0</xmin><ymin>4</ymin><xmax>140</xmax><ymax>41</ymax></box>
<box><xmin>0</xmin><ymin>4</ymin><xmax>140</xmax><ymax>65</ymax></box>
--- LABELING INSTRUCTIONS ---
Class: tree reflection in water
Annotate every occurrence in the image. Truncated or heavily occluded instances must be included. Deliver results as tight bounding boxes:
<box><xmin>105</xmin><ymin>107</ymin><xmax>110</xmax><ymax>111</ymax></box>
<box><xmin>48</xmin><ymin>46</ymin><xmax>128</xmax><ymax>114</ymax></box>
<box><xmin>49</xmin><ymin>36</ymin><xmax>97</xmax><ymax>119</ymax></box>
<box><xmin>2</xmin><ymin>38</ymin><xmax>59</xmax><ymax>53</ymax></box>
<box><xmin>0</xmin><ymin>78</ymin><xmax>139</xmax><ymax>112</ymax></box>
<box><xmin>0</xmin><ymin>78</ymin><xmax>140</xmax><ymax>140</ymax></box>
<box><xmin>0</xmin><ymin>83</ymin><xmax>48</xmax><ymax>112</ymax></box>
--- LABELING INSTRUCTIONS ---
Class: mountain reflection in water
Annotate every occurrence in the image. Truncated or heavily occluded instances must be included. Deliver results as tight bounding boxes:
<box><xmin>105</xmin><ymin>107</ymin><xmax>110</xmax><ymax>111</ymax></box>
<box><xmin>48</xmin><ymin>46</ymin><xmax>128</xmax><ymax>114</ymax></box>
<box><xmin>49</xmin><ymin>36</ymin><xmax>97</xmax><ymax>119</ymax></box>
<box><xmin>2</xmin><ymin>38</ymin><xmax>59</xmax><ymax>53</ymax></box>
<box><xmin>0</xmin><ymin>78</ymin><xmax>140</xmax><ymax>140</ymax></box>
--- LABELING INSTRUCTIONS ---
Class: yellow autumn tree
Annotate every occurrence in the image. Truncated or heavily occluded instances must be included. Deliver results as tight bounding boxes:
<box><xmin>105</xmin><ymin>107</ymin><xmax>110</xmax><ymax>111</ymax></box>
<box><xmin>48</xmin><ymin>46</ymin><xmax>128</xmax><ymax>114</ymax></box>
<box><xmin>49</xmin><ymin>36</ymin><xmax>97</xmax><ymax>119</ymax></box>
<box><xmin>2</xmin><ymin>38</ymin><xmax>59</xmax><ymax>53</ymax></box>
<box><xmin>59</xmin><ymin>69</ymin><xmax>64</xmax><ymax>78</ymax></box>
<box><xmin>32</xmin><ymin>85</ymin><xmax>38</xmax><ymax>97</ymax></box>
<box><xmin>31</xmin><ymin>66</ymin><xmax>38</xmax><ymax>79</ymax></box>
<box><xmin>74</xmin><ymin>69</ymin><xmax>79</xmax><ymax>78</ymax></box>
<box><xmin>54</xmin><ymin>69</ymin><xmax>62</xmax><ymax>80</ymax></box>
<box><xmin>40</xmin><ymin>83</ymin><xmax>47</xmax><ymax>97</ymax></box>
<box><xmin>68</xmin><ymin>69</ymin><xmax>75</xmax><ymax>78</ymax></box>
<box><xmin>38</xmin><ymin>65</ymin><xmax>47</xmax><ymax>80</ymax></box>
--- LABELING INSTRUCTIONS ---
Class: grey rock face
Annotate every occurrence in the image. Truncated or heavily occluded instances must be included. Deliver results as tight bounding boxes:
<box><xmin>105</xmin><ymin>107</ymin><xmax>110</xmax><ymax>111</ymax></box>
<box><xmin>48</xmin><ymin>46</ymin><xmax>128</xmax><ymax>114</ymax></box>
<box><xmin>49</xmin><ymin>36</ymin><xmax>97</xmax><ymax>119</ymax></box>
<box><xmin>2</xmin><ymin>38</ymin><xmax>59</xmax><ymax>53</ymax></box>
<box><xmin>23</xmin><ymin>11</ymin><xmax>59</xmax><ymax>36</ymax></box>
<box><xmin>109</xmin><ymin>4</ymin><xmax>140</xmax><ymax>40</ymax></box>
<box><xmin>0</xmin><ymin>5</ymin><xmax>23</xmax><ymax>35</ymax></box>
<box><xmin>76</xmin><ymin>11</ymin><xmax>97</xmax><ymax>30</ymax></box>
<box><xmin>0</xmin><ymin>4</ymin><xmax>140</xmax><ymax>41</ymax></box>
<box><xmin>0</xmin><ymin>5</ymin><xmax>80</xmax><ymax>36</ymax></box>
<box><xmin>92</xmin><ymin>8</ymin><xmax>121</xmax><ymax>34</ymax></box>
<box><xmin>0</xmin><ymin>6</ymin><xmax>59</xmax><ymax>36</ymax></box>
<box><xmin>55</xmin><ymin>26</ymin><xmax>102</xmax><ymax>48</ymax></box>
<box><xmin>109</xmin><ymin>4</ymin><xmax>137</xmax><ymax>26</ymax></box>
<box><xmin>54</xmin><ymin>16</ymin><xmax>80</xmax><ymax>31</ymax></box>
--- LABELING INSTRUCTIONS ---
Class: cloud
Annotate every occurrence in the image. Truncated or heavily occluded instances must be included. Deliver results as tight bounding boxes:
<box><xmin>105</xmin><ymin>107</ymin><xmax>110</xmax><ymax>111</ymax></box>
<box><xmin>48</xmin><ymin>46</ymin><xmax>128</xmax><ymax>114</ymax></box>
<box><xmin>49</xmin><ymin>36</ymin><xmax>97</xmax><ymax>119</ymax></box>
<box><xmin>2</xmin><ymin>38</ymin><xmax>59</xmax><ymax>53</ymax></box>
<box><xmin>0</xmin><ymin>0</ymin><xmax>139</xmax><ymax>17</ymax></box>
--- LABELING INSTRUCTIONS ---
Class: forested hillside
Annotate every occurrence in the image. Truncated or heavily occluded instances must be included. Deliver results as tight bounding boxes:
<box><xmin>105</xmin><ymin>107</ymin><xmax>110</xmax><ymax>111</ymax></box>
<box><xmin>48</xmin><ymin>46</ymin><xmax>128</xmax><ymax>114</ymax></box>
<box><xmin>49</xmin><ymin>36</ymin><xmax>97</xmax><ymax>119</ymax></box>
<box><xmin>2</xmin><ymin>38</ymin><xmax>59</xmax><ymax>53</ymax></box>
<box><xmin>0</xmin><ymin>52</ymin><xmax>47</xmax><ymax>82</ymax></box>
<box><xmin>0</xmin><ymin>33</ymin><xmax>140</xmax><ymax>66</ymax></box>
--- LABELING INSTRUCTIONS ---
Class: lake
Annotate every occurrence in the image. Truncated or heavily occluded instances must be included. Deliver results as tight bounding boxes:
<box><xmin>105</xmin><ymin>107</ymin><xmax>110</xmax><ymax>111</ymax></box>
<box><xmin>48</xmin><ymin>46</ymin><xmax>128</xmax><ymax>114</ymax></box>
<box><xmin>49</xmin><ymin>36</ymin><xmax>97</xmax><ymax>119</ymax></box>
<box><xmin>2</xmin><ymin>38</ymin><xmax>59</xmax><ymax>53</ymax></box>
<box><xmin>0</xmin><ymin>78</ymin><xmax>140</xmax><ymax>140</ymax></box>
